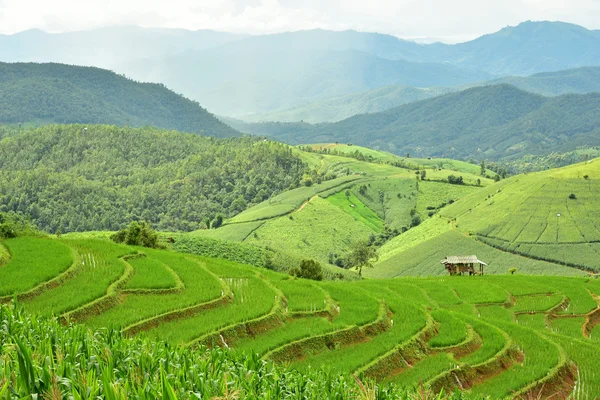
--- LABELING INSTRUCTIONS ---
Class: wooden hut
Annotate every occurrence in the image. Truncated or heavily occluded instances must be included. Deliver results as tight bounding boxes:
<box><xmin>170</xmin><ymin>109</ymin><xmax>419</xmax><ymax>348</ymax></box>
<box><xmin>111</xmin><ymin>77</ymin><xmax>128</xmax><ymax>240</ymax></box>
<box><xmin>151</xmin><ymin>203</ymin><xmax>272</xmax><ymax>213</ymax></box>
<box><xmin>441</xmin><ymin>255</ymin><xmax>487</xmax><ymax>276</ymax></box>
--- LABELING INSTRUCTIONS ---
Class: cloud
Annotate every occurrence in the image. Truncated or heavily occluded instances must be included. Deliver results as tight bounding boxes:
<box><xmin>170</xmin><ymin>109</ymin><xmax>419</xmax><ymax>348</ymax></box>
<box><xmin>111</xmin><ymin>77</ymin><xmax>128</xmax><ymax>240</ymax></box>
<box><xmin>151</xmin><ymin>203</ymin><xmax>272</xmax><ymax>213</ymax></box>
<box><xmin>0</xmin><ymin>0</ymin><xmax>598</xmax><ymax>41</ymax></box>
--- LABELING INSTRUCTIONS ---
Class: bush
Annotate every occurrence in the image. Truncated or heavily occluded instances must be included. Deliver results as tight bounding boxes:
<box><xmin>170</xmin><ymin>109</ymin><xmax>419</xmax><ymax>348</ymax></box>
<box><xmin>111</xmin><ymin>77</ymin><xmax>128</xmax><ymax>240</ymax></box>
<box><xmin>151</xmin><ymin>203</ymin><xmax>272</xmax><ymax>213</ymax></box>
<box><xmin>0</xmin><ymin>212</ymin><xmax>36</xmax><ymax>239</ymax></box>
<box><xmin>290</xmin><ymin>259</ymin><xmax>324</xmax><ymax>281</ymax></box>
<box><xmin>447</xmin><ymin>175</ymin><xmax>464</xmax><ymax>185</ymax></box>
<box><xmin>569</xmin><ymin>193</ymin><xmax>577</xmax><ymax>200</ymax></box>
<box><xmin>111</xmin><ymin>221</ymin><xmax>160</xmax><ymax>248</ymax></box>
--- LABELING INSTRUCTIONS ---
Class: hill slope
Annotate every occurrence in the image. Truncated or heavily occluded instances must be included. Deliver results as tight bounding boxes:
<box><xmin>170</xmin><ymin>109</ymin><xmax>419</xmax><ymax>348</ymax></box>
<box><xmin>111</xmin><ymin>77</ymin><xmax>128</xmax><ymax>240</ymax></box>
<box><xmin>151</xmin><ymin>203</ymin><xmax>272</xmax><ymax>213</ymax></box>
<box><xmin>0</xmin><ymin>62</ymin><xmax>239</xmax><ymax>137</ymax></box>
<box><xmin>369</xmin><ymin>158</ymin><xmax>600</xmax><ymax>278</ymax></box>
<box><xmin>0</xmin><ymin>125</ymin><xmax>304</xmax><ymax>232</ymax></box>
<box><xmin>246</xmin><ymin>66</ymin><xmax>600</xmax><ymax>123</ymax></box>
<box><xmin>231</xmin><ymin>85</ymin><xmax>600</xmax><ymax>161</ymax></box>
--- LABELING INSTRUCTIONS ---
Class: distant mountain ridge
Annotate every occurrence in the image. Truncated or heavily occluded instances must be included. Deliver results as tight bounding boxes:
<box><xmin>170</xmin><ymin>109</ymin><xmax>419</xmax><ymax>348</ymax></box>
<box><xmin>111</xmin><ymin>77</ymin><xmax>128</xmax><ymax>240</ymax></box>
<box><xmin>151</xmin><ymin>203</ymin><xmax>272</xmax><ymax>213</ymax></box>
<box><xmin>227</xmin><ymin>85</ymin><xmax>600</xmax><ymax>161</ymax></box>
<box><xmin>0</xmin><ymin>62</ymin><xmax>239</xmax><ymax>137</ymax></box>
<box><xmin>1</xmin><ymin>21</ymin><xmax>598</xmax><ymax>116</ymax></box>
<box><xmin>245</xmin><ymin>66</ymin><xmax>600</xmax><ymax>123</ymax></box>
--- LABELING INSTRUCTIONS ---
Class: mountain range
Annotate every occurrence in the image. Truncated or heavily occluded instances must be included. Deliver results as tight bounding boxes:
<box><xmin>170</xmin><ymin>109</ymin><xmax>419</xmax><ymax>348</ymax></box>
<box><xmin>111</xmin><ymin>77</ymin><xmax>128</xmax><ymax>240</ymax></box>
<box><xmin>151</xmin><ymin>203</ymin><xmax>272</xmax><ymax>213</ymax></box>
<box><xmin>245</xmin><ymin>66</ymin><xmax>600</xmax><ymax>123</ymax></box>
<box><xmin>227</xmin><ymin>84</ymin><xmax>600</xmax><ymax>161</ymax></box>
<box><xmin>0</xmin><ymin>62</ymin><xmax>238</xmax><ymax>137</ymax></box>
<box><xmin>1</xmin><ymin>21</ymin><xmax>599</xmax><ymax>116</ymax></box>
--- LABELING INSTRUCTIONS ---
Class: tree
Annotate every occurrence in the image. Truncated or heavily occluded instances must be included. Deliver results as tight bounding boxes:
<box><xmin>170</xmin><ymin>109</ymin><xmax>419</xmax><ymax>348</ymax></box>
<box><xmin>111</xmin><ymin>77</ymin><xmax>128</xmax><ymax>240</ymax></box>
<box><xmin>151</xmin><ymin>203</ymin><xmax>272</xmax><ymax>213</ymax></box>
<box><xmin>290</xmin><ymin>259</ymin><xmax>323</xmax><ymax>281</ymax></box>
<box><xmin>111</xmin><ymin>221</ymin><xmax>159</xmax><ymax>248</ymax></box>
<box><xmin>212</xmin><ymin>214</ymin><xmax>224</xmax><ymax>229</ymax></box>
<box><xmin>346</xmin><ymin>240</ymin><xmax>378</xmax><ymax>277</ymax></box>
<box><xmin>480</xmin><ymin>160</ymin><xmax>486</xmax><ymax>176</ymax></box>
<box><xmin>509</xmin><ymin>268</ymin><xmax>517</xmax><ymax>275</ymax></box>
<box><xmin>420</xmin><ymin>170</ymin><xmax>427</xmax><ymax>180</ymax></box>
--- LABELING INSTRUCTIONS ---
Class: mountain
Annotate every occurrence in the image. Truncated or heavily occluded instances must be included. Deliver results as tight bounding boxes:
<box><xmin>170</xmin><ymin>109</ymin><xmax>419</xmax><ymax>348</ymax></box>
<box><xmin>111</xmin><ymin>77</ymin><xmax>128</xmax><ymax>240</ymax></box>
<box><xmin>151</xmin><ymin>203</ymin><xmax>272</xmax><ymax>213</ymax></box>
<box><xmin>243</xmin><ymin>85</ymin><xmax>457</xmax><ymax>123</ymax></box>
<box><xmin>0</xmin><ymin>62</ymin><xmax>239</xmax><ymax>137</ymax></box>
<box><xmin>121</xmin><ymin>48</ymin><xmax>490</xmax><ymax>116</ymax></box>
<box><xmin>244</xmin><ymin>66</ymin><xmax>600</xmax><ymax>123</ymax></box>
<box><xmin>442</xmin><ymin>21</ymin><xmax>600</xmax><ymax>76</ymax></box>
<box><xmin>0</xmin><ymin>125</ymin><xmax>304</xmax><ymax>232</ymax></box>
<box><xmin>0</xmin><ymin>26</ymin><xmax>245</xmax><ymax>70</ymax></box>
<box><xmin>228</xmin><ymin>85</ymin><xmax>600</xmax><ymax>161</ymax></box>
<box><xmin>484</xmin><ymin>66</ymin><xmax>600</xmax><ymax>96</ymax></box>
<box><xmin>1</xmin><ymin>21</ymin><xmax>599</xmax><ymax>116</ymax></box>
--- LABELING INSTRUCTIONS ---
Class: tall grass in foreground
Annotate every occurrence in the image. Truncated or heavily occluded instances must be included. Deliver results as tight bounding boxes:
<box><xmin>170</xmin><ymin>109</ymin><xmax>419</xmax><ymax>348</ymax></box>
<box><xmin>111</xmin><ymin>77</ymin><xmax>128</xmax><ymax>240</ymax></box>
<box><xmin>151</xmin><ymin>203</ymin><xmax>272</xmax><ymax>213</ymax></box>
<box><xmin>0</xmin><ymin>304</ymin><xmax>469</xmax><ymax>399</ymax></box>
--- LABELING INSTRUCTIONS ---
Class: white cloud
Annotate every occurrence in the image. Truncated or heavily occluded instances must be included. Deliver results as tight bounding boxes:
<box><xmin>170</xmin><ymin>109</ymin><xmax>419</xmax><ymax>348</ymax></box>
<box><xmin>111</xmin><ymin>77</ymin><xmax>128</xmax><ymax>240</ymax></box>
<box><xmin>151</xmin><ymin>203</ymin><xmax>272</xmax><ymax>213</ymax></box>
<box><xmin>0</xmin><ymin>0</ymin><xmax>598</xmax><ymax>41</ymax></box>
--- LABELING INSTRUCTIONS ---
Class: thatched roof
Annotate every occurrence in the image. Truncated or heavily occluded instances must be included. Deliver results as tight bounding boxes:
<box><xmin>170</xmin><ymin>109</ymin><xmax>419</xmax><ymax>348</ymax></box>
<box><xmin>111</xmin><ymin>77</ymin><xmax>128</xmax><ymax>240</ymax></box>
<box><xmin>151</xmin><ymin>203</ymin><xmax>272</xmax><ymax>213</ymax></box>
<box><xmin>441</xmin><ymin>255</ymin><xmax>488</xmax><ymax>266</ymax></box>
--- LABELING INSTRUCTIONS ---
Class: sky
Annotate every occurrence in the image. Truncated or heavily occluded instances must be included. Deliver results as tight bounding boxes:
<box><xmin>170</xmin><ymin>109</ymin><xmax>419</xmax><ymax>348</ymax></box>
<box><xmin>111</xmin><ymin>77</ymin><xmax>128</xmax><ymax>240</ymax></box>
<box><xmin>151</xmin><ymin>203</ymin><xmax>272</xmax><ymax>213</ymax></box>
<box><xmin>0</xmin><ymin>0</ymin><xmax>599</xmax><ymax>42</ymax></box>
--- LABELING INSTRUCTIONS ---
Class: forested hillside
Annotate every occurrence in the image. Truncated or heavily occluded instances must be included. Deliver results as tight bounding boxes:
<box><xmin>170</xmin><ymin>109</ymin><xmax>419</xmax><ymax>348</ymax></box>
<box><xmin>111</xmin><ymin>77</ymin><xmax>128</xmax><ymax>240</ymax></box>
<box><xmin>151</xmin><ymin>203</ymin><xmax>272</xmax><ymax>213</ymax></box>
<box><xmin>231</xmin><ymin>85</ymin><xmax>600</xmax><ymax>161</ymax></box>
<box><xmin>0</xmin><ymin>62</ymin><xmax>239</xmax><ymax>137</ymax></box>
<box><xmin>0</xmin><ymin>125</ymin><xmax>305</xmax><ymax>232</ymax></box>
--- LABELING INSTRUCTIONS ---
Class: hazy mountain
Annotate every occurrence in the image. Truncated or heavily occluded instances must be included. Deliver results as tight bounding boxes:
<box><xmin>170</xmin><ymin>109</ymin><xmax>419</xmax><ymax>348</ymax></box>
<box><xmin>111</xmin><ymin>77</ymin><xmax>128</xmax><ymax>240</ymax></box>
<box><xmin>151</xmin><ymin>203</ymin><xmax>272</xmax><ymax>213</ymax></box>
<box><xmin>244</xmin><ymin>85</ymin><xmax>458</xmax><ymax>123</ymax></box>
<box><xmin>438</xmin><ymin>21</ymin><xmax>600</xmax><ymax>76</ymax></box>
<box><xmin>0</xmin><ymin>26</ymin><xmax>246</xmax><ymax>70</ymax></box>
<box><xmin>1</xmin><ymin>21</ymin><xmax>599</xmax><ymax>116</ymax></box>
<box><xmin>244</xmin><ymin>66</ymin><xmax>600</xmax><ymax>123</ymax></box>
<box><xmin>0</xmin><ymin>62</ymin><xmax>239</xmax><ymax>137</ymax></box>
<box><xmin>121</xmin><ymin>48</ymin><xmax>490</xmax><ymax>116</ymax></box>
<box><xmin>228</xmin><ymin>85</ymin><xmax>600</xmax><ymax>161</ymax></box>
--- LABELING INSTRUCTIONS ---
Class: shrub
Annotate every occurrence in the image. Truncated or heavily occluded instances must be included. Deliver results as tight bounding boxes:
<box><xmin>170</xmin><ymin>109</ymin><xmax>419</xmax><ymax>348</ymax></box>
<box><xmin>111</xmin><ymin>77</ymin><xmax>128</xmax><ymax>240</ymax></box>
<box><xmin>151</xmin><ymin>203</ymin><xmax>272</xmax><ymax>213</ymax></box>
<box><xmin>290</xmin><ymin>259</ymin><xmax>323</xmax><ymax>281</ymax></box>
<box><xmin>111</xmin><ymin>221</ymin><xmax>160</xmax><ymax>248</ymax></box>
<box><xmin>569</xmin><ymin>193</ymin><xmax>577</xmax><ymax>200</ymax></box>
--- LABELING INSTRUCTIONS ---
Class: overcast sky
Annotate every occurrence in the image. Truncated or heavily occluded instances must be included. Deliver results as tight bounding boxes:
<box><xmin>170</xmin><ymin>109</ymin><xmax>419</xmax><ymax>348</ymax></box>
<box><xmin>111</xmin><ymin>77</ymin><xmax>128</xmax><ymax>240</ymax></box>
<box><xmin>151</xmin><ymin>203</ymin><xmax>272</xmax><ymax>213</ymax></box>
<box><xmin>1</xmin><ymin>0</ymin><xmax>599</xmax><ymax>42</ymax></box>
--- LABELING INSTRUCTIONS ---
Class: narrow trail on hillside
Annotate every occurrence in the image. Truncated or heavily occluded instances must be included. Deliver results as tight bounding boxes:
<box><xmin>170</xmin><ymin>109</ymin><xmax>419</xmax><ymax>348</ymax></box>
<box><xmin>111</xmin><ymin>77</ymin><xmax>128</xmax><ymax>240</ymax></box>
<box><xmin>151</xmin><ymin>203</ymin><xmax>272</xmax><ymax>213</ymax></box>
<box><xmin>295</xmin><ymin>195</ymin><xmax>318</xmax><ymax>214</ymax></box>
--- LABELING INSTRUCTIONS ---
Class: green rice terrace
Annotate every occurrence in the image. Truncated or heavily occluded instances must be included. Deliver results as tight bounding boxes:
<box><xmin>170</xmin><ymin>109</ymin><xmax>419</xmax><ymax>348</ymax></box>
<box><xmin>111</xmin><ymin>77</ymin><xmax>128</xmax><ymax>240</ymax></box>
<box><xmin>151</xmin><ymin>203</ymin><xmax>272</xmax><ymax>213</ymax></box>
<box><xmin>2</xmin><ymin>145</ymin><xmax>600</xmax><ymax>399</ymax></box>
<box><xmin>1</xmin><ymin>233</ymin><xmax>600</xmax><ymax>398</ymax></box>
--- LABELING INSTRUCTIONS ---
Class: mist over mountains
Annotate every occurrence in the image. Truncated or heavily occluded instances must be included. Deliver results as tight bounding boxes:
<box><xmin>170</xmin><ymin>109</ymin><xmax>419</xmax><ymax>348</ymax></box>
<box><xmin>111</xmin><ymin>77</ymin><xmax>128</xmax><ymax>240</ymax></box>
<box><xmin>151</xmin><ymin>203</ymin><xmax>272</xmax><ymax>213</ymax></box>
<box><xmin>1</xmin><ymin>20</ymin><xmax>599</xmax><ymax>117</ymax></box>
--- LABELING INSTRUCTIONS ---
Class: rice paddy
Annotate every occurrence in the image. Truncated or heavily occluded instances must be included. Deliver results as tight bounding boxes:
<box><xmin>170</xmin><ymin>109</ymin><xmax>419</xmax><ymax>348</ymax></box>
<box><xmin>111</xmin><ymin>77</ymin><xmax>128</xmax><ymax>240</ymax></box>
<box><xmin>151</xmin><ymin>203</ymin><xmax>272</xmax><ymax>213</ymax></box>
<box><xmin>2</xmin><ymin>235</ymin><xmax>600</xmax><ymax>398</ymax></box>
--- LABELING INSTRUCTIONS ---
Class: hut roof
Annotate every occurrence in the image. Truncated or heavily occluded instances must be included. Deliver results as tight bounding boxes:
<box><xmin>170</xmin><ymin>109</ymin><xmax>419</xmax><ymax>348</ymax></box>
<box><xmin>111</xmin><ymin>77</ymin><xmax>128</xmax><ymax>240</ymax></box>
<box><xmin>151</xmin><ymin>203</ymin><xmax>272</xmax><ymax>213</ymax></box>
<box><xmin>441</xmin><ymin>255</ymin><xmax>488</xmax><ymax>266</ymax></box>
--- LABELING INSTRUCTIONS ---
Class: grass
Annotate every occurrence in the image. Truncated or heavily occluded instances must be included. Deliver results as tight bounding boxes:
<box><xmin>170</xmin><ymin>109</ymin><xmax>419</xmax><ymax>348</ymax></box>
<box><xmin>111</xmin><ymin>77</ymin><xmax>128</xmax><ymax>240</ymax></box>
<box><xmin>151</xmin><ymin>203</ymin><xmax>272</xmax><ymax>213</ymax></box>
<box><xmin>0</xmin><ymin>237</ymin><xmax>72</xmax><ymax>296</ymax></box>
<box><xmin>469</xmin><ymin>324</ymin><xmax>562</xmax><ymax>398</ymax></box>
<box><xmin>512</xmin><ymin>293</ymin><xmax>564</xmax><ymax>313</ymax></box>
<box><xmin>441</xmin><ymin>158</ymin><xmax>600</xmax><ymax>273</ymax></box>
<box><xmin>186</xmin><ymin>221</ymin><xmax>264</xmax><ymax>242</ymax></box>
<box><xmin>390</xmin><ymin>353</ymin><xmax>456</xmax><ymax>387</ymax></box>
<box><xmin>274</xmin><ymin>278</ymin><xmax>327</xmax><ymax>312</ymax></box>
<box><xmin>429</xmin><ymin>309</ymin><xmax>468</xmax><ymax>348</ymax></box>
<box><xmin>142</xmin><ymin>259</ymin><xmax>277</xmax><ymax>344</ymax></box>
<box><xmin>123</xmin><ymin>254</ymin><xmax>178</xmax><ymax>290</ymax></box>
<box><xmin>228</xmin><ymin>175</ymin><xmax>361</xmax><ymax>224</ymax></box>
<box><xmin>20</xmin><ymin>239</ymin><xmax>132</xmax><ymax>316</ymax></box>
<box><xmin>371</xmin><ymin>229</ymin><xmax>588</xmax><ymax>278</ymax></box>
<box><xmin>549</xmin><ymin>317</ymin><xmax>586</xmax><ymax>339</ymax></box>
<box><xmin>84</xmin><ymin>251</ymin><xmax>223</xmax><ymax>330</ymax></box>
<box><xmin>327</xmin><ymin>191</ymin><xmax>383</xmax><ymax>232</ymax></box>
<box><xmin>5</xmin><ymin>235</ymin><xmax>600</xmax><ymax>396</ymax></box>
<box><xmin>244</xmin><ymin>197</ymin><xmax>375</xmax><ymax>266</ymax></box>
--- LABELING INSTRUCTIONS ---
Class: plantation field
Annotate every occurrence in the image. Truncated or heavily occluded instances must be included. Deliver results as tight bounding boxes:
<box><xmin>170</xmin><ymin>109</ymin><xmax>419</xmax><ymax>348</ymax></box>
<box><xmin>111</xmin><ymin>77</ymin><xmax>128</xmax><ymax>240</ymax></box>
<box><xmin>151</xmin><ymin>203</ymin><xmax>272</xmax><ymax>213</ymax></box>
<box><xmin>2</xmin><ymin>235</ymin><xmax>600</xmax><ymax>398</ymax></box>
<box><xmin>436</xmin><ymin>158</ymin><xmax>600</xmax><ymax>273</ymax></box>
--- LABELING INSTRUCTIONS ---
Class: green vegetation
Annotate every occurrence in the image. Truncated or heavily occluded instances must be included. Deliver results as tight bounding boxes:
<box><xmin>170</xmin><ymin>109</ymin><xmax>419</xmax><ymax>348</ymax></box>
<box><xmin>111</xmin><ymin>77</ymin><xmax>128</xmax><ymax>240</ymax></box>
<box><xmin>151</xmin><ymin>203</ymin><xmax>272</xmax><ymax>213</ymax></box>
<box><xmin>0</xmin><ymin>237</ymin><xmax>72</xmax><ymax>296</ymax></box>
<box><xmin>0</xmin><ymin>125</ymin><xmax>305</xmax><ymax>232</ymax></box>
<box><xmin>232</xmin><ymin>85</ymin><xmax>600</xmax><ymax>162</ymax></box>
<box><xmin>0</xmin><ymin>62</ymin><xmax>238</xmax><ymax>137</ymax></box>
<box><xmin>111</xmin><ymin>221</ymin><xmax>160</xmax><ymax>248</ymax></box>
<box><xmin>2</xmin><ymin>235</ymin><xmax>600</xmax><ymax>398</ymax></box>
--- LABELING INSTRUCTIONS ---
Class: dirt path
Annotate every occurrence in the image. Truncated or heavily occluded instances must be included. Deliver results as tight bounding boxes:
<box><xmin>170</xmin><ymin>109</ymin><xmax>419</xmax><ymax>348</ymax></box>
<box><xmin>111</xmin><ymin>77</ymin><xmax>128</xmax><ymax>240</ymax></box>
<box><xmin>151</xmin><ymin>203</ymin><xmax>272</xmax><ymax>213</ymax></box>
<box><xmin>294</xmin><ymin>195</ymin><xmax>318</xmax><ymax>214</ymax></box>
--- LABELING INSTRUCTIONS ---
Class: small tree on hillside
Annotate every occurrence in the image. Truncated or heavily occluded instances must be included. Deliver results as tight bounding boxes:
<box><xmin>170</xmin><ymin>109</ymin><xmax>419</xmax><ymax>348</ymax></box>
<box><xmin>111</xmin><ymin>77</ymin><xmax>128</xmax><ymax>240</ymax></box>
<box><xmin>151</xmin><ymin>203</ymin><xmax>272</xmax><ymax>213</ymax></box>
<box><xmin>290</xmin><ymin>259</ymin><xmax>323</xmax><ymax>281</ymax></box>
<box><xmin>346</xmin><ymin>240</ymin><xmax>379</xmax><ymax>277</ymax></box>
<box><xmin>111</xmin><ymin>221</ymin><xmax>159</xmax><ymax>248</ymax></box>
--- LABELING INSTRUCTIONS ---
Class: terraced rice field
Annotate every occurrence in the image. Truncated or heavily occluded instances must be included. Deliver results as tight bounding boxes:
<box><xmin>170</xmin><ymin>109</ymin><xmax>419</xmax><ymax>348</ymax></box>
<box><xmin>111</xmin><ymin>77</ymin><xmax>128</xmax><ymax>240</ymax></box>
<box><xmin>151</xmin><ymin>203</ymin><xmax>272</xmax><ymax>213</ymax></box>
<box><xmin>2</xmin><ymin>236</ymin><xmax>600</xmax><ymax>398</ymax></box>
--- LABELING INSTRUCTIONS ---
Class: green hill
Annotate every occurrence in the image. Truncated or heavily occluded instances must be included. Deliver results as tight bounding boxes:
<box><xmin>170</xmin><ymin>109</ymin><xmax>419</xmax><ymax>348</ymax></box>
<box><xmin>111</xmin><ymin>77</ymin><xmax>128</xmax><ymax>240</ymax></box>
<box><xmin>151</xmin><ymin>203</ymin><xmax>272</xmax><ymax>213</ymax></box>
<box><xmin>245</xmin><ymin>66</ymin><xmax>600</xmax><ymax>124</ymax></box>
<box><xmin>0</xmin><ymin>62</ymin><xmax>239</xmax><ymax>137</ymax></box>
<box><xmin>0</xmin><ymin>125</ymin><xmax>304</xmax><ymax>232</ymax></box>
<box><xmin>231</xmin><ymin>85</ymin><xmax>600</xmax><ymax>162</ymax></box>
<box><xmin>243</xmin><ymin>85</ymin><xmax>456</xmax><ymax>123</ymax></box>
<box><xmin>368</xmin><ymin>157</ymin><xmax>600</xmax><ymax>278</ymax></box>
<box><xmin>1</xmin><ymin>234</ymin><xmax>600</xmax><ymax>398</ymax></box>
